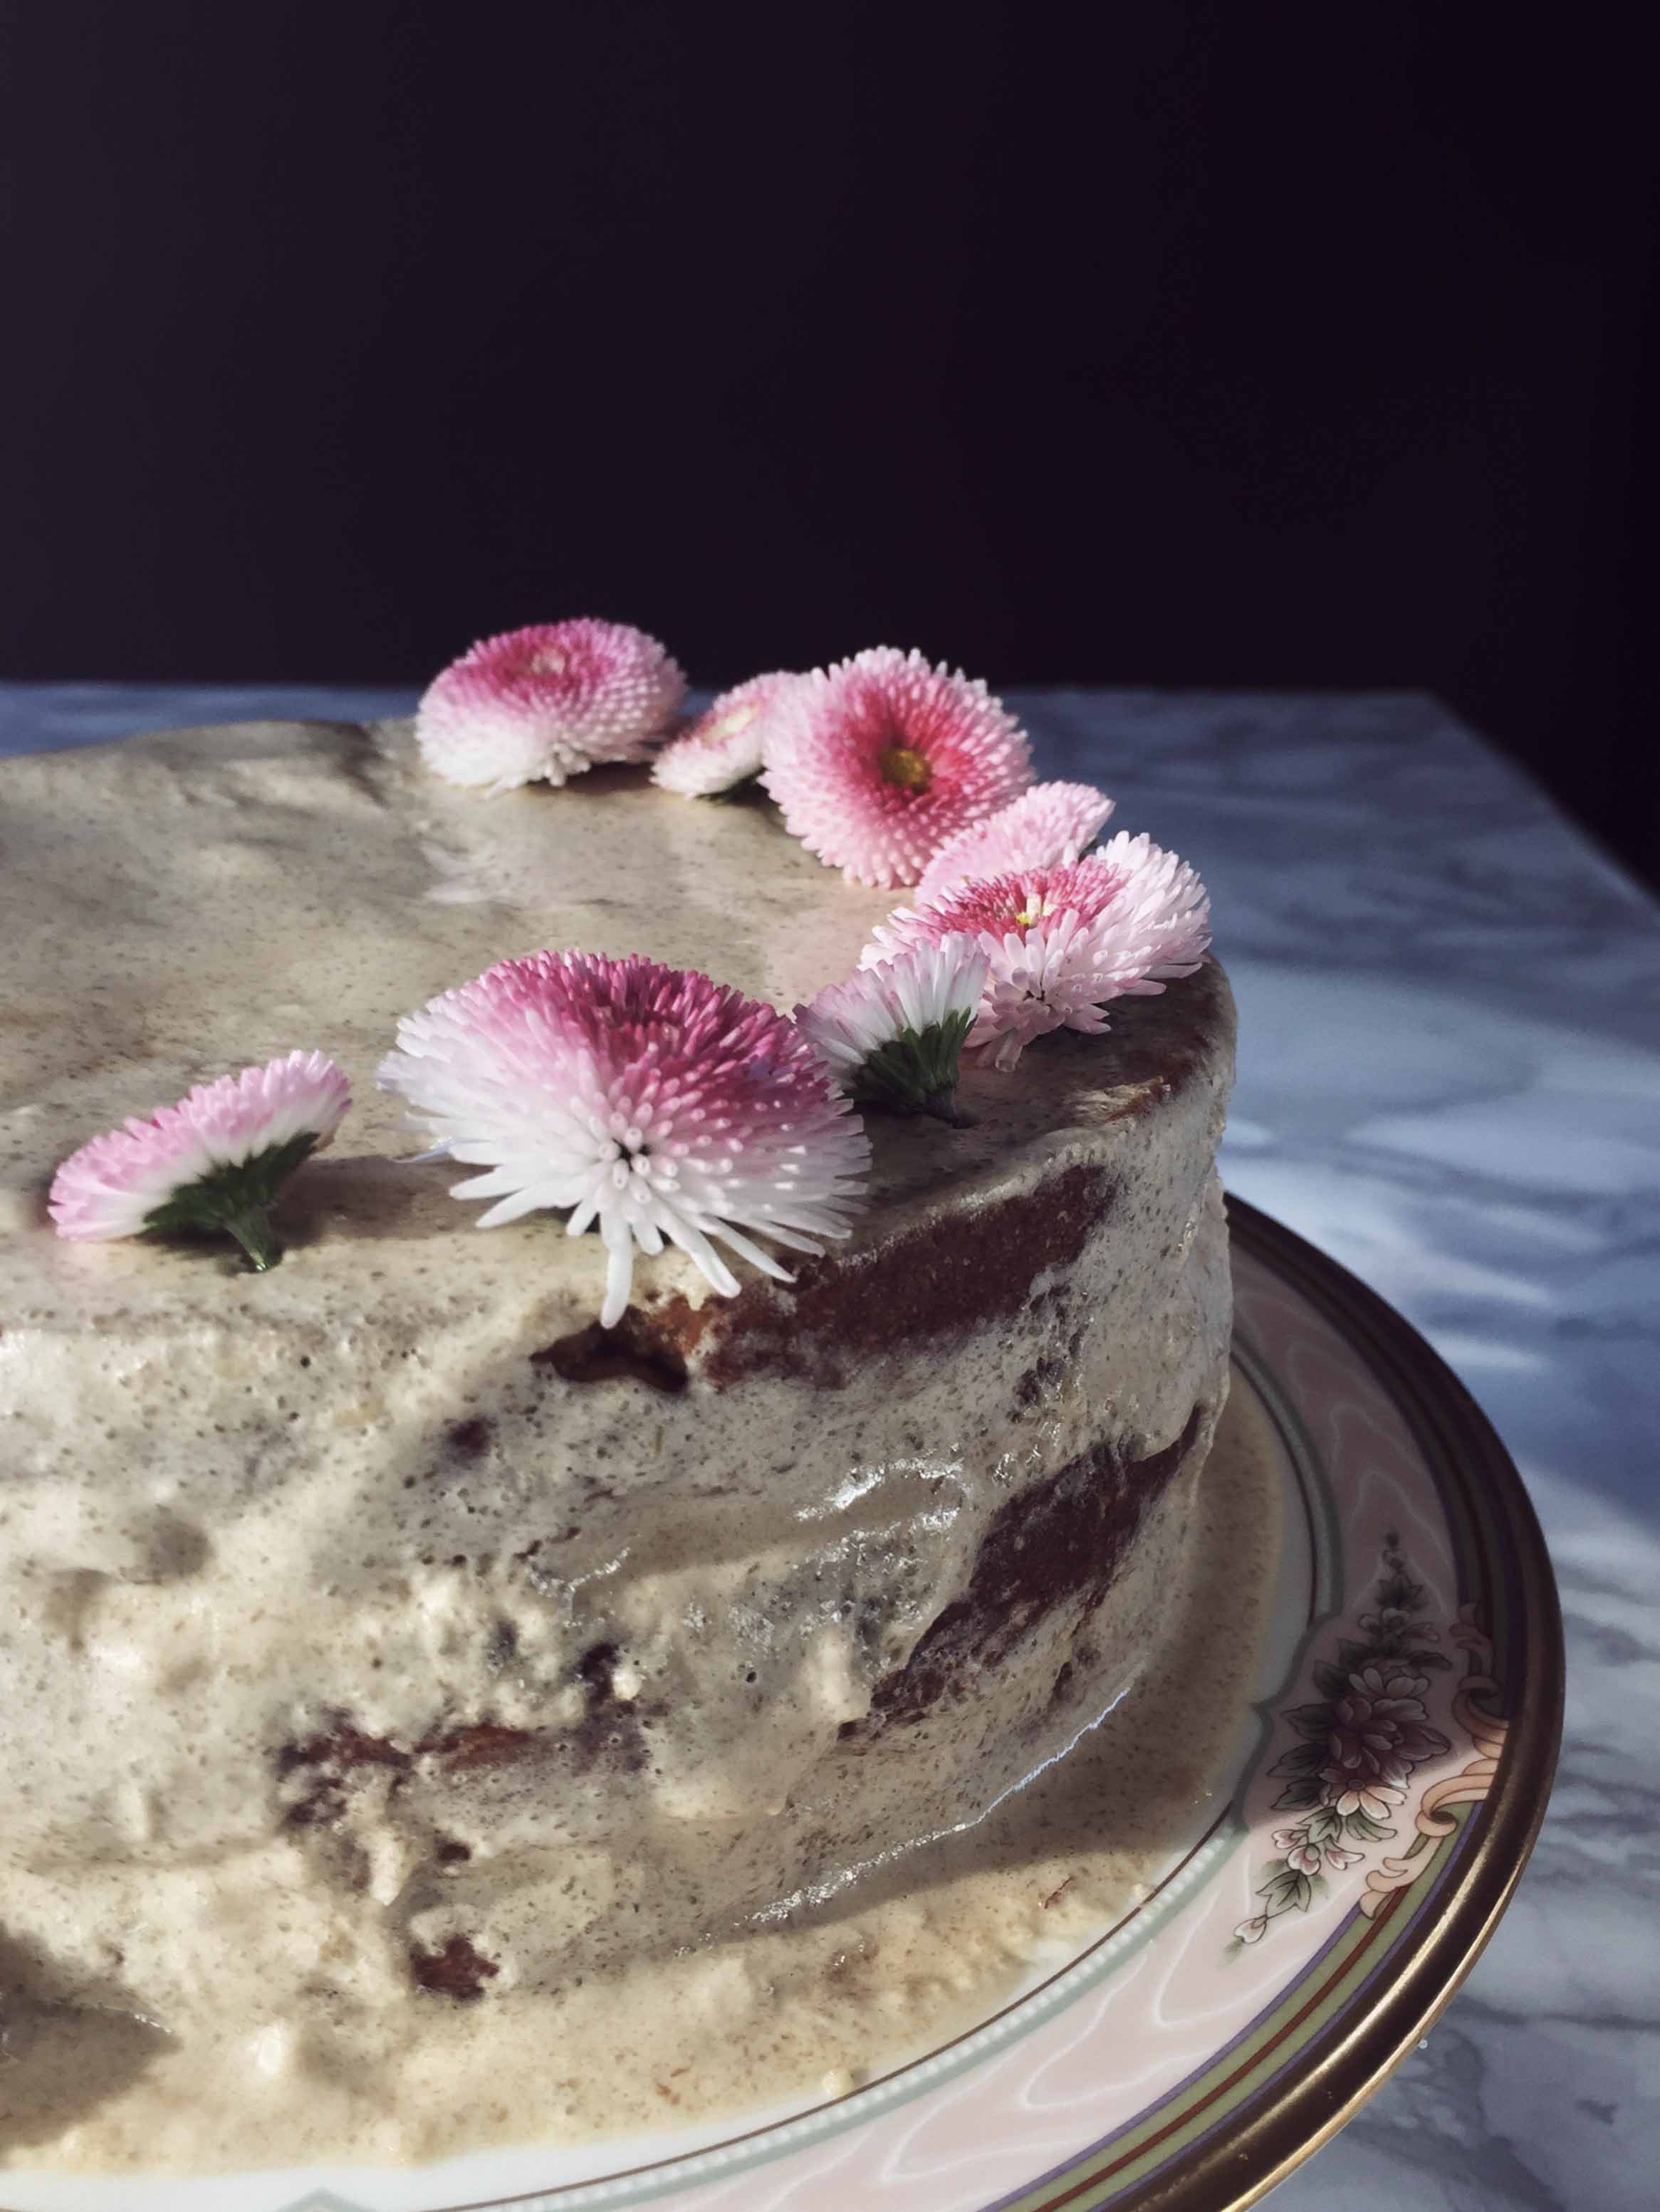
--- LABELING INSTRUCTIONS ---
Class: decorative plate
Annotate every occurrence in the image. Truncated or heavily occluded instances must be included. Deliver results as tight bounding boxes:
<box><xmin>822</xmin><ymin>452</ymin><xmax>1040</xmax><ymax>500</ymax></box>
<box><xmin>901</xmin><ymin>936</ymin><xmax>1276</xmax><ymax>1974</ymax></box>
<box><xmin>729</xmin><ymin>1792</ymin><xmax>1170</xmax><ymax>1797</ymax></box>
<box><xmin>1</xmin><ymin>1200</ymin><xmax>1562</xmax><ymax>2212</ymax></box>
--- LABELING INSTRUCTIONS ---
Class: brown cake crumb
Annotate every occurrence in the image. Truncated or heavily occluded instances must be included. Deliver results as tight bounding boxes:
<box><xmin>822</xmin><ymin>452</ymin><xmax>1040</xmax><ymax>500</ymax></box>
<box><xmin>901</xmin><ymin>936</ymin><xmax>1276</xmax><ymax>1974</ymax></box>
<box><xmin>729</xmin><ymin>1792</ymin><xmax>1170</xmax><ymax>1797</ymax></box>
<box><xmin>409</xmin><ymin>1935</ymin><xmax>499</xmax><ymax>2001</ymax></box>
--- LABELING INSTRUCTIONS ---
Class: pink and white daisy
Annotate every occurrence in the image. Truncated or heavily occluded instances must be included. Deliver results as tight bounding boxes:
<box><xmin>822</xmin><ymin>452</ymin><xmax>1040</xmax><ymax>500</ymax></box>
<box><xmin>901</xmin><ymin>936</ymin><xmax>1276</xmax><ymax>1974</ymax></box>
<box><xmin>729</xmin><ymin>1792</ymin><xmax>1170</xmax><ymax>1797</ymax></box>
<box><xmin>651</xmin><ymin>671</ymin><xmax>798</xmax><ymax>797</ymax></box>
<box><xmin>761</xmin><ymin>646</ymin><xmax>1033</xmax><ymax>887</ymax></box>
<box><xmin>416</xmin><ymin>619</ymin><xmax>687</xmax><ymax>794</ymax></box>
<box><xmin>915</xmin><ymin>780</ymin><xmax>1116</xmax><ymax>905</ymax></box>
<box><xmin>378</xmin><ymin>950</ymin><xmax>870</xmax><ymax>1328</ymax></box>
<box><xmin>867</xmin><ymin>832</ymin><xmax>1211</xmax><ymax>1071</ymax></box>
<box><xmin>48</xmin><ymin>1050</ymin><xmax>351</xmax><ymax>1271</ymax></box>
<box><xmin>795</xmin><ymin>934</ymin><xmax>988</xmax><ymax>1124</ymax></box>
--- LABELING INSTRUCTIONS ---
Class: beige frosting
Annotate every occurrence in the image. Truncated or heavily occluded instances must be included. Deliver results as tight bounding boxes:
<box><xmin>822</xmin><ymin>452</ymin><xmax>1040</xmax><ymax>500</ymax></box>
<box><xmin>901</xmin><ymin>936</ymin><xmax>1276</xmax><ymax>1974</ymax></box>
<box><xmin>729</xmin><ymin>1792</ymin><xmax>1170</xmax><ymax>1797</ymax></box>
<box><xmin>0</xmin><ymin>721</ymin><xmax>1236</xmax><ymax>2169</ymax></box>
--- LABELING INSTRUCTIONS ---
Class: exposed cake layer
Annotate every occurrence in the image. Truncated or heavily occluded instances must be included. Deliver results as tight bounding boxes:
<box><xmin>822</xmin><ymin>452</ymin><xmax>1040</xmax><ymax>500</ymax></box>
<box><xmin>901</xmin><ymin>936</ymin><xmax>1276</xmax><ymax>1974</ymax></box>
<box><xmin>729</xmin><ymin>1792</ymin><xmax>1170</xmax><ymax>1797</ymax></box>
<box><xmin>0</xmin><ymin>720</ymin><xmax>1231</xmax><ymax>2062</ymax></box>
<box><xmin>0</xmin><ymin>1400</ymin><xmax>1283</xmax><ymax>2175</ymax></box>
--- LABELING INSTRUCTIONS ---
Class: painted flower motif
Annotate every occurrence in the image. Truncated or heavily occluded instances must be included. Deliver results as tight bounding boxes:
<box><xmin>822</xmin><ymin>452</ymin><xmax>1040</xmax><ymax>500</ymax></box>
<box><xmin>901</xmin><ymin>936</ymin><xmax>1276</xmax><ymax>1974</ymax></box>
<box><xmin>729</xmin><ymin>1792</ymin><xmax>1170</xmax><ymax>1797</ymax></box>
<box><xmin>1233</xmin><ymin>1915</ymin><xmax>1269</xmax><ymax>1945</ymax></box>
<box><xmin>1238</xmin><ymin>1534</ymin><xmax>1469</xmax><ymax>1956</ymax></box>
<box><xmin>378</xmin><ymin>950</ymin><xmax>870</xmax><ymax>1328</ymax></box>
<box><xmin>651</xmin><ymin>672</ymin><xmax>797</xmax><ymax>797</ymax></box>
<box><xmin>1326</xmin><ymin>1667</ymin><xmax>1451</xmax><ymax>1789</ymax></box>
<box><xmin>1320</xmin><ymin>1771</ymin><xmax>1406</xmax><ymax>1824</ymax></box>
<box><xmin>1358</xmin><ymin>1608</ymin><xmax>1437</xmax><ymax>1644</ymax></box>
<box><xmin>761</xmin><ymin>646</ymin><xmax>1033</xmax><ymax>887</ymax></box>
<box><xmin>48</xmin><ymin>1050</ymin><xmax>351</xmax><ymax>1272</ymax></box>
<box><xmin>914</xmin><ymin>780</ymin><xmax>1116</xmax><ymax>905</ymax></box>
<box><xmin>416</xmin><ymin>619</ymin><xmax>687</xmax><ymax>793</ymax></box>
<box><xmin>868</xmin><ymin>833</ymin><xmax>1211</xmax><ymax>1071</ymax></box>
<box><xmin>1270</xmin><ymin>1828</ymin><xmax>1324</xmax><ymax>1877</ymax></box>
<box><xmin>795</xmin><ymin>934</ymin><xmax>988</xmax><ymax>1124</ymax></box>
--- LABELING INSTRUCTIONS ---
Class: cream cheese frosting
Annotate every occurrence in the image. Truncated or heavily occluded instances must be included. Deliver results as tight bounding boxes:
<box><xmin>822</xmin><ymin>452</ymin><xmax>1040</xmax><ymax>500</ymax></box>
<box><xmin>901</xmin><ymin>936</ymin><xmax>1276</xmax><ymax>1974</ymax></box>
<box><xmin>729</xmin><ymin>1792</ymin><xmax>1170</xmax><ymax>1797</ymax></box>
<box><xmin>0</xmin><ymin>719</ymin><xmax>1237</xmax><ymax>2168</ymax></box>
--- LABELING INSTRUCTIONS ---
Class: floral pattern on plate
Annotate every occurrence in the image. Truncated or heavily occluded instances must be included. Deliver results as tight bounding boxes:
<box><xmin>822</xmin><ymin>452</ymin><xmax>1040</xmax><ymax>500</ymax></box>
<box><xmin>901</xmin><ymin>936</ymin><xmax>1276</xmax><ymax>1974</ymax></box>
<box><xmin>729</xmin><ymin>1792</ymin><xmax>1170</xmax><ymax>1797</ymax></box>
<box><xmin>1233</xmin><ymin>1533</ymin><xmax>1462</xmax><ymax>1946</ymax></box>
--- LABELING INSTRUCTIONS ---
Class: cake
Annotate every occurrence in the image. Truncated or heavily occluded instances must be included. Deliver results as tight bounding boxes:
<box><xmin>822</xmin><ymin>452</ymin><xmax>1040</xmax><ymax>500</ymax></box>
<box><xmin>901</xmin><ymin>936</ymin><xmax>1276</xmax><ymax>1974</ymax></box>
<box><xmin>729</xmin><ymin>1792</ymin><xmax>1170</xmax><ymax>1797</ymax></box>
<box><xmin>0</xmin><ymin>713</ymin><xmax>1233</xmax><ymax>2162</ymax></box>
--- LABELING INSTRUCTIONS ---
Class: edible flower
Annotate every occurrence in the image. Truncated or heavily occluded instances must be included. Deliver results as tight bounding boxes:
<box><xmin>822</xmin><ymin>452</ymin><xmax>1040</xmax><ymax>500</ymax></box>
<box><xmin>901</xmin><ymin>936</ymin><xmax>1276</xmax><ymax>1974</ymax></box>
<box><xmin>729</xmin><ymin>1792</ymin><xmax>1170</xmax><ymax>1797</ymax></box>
<box><xmin>416</xmin><ymin>618</ymin><xmax>686</xmax><ymax>793</ymax></box>
<box><xmin>378</xmin><ymin>950</ymin><xmax>870</xmax><ymax>1327</ymax></box>
<box><xmin>795</xmin><ymin>935</ymin><xmax>988</xmax><ymax>1124</ymax></box>
<box><xmin>48</xmin><ymin>1050</ymin><xmax>351</xmax><ymax>1269</ymax></box>
<box><xmin>761</xmin><ymin>646</ymin><xmax>1032</xmax><ymax>887</ymax></box>
<box><xmin>651</xmin><ymin>672</ymin><xmax>797</xmax><ymax>797</ymax></box>
<box><xmin>867</xmin><ymin>834</ymin><xmax>1210</xmax><ymax>1069</ymax></box>
<box><xmin>916</xmin><ymin>780</ymin><xmax>1116</xmax><ymax>904</ymax></box>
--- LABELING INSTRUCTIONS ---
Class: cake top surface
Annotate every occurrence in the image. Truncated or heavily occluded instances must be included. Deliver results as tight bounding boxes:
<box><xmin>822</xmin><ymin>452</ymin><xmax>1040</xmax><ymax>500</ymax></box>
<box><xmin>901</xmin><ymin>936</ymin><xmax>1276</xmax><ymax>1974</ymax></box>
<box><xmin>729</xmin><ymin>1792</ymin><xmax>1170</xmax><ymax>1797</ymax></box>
<box><xmin>0</xmin><ymin>718</ymin><xmax>1227</xmax><ymax>1338</ymax></box>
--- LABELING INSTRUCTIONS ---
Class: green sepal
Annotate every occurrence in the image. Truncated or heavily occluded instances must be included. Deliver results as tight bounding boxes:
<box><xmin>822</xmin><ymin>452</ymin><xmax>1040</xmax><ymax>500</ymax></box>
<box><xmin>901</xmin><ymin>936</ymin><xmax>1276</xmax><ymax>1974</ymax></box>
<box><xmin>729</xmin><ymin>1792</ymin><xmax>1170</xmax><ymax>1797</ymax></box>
<box><xmin>848</xmin><ymin>1010</ymin><xmax>976</xmax><ymax>1124</ymax></box>
<box><xmin>142</xmin><ymin>1131</ymin><xmax>320</xmax><ymax>1272</ymax></box>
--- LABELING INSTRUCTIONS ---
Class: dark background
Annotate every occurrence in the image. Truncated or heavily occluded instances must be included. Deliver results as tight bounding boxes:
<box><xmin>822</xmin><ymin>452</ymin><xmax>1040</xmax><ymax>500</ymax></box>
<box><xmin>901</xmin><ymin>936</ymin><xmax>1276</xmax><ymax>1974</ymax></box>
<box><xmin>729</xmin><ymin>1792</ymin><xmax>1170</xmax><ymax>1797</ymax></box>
<box><xmin>2</xmin><ymin>3</ymin><xmax>1655</xmax><ymax>881</ymax></box>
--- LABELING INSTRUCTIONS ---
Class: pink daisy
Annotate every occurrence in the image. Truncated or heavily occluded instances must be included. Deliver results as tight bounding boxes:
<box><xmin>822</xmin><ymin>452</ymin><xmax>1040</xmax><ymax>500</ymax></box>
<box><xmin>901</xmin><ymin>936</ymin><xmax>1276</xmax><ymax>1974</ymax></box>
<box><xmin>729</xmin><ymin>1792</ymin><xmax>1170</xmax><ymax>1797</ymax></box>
<box><xmin>915</xmin><ymin>780</ymin><xmax>1116</xmax><ymax>905</ymax></box>
<box><xmin>48</xmin><ymin>1050</ymin><xmax>351</xmax><ymax>1271</ymax></box>
<box><xmin>867</xmin><ymin>832</ymin><xmax>1211</xmax><ymax>1071</ymax></box>
<box><xmin>651</xmin><ymin>672</ymin><xmax>798</xmax><ymax>797</ymax></box>
<box><xmin>761</xmin><ymin>646</ymin><xmax>1033</xmax><ymax>887</ymax></box>
<box><xmin>378</xmin><ymin>950</ymin><xmax>870</xmax><ymax>1328</ymax></box>
<box><xmin>416</xmin><ymin>618</ymin><xmax>687</xmax><ymax>793</ymax></box>
<box><xmin>795</xmin><ymin>934</ymin><xmax>988</xmax><ymax>1124</ymax></box>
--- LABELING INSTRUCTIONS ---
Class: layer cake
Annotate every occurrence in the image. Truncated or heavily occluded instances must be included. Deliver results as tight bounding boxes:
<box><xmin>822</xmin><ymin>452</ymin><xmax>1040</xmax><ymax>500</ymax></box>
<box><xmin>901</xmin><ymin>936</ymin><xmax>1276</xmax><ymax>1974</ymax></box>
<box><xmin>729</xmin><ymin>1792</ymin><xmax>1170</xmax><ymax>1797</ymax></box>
<box><xmin>0</xmin><ymin>718</ymin><xmax>1232</xmax><ymax>2147</ymax></box>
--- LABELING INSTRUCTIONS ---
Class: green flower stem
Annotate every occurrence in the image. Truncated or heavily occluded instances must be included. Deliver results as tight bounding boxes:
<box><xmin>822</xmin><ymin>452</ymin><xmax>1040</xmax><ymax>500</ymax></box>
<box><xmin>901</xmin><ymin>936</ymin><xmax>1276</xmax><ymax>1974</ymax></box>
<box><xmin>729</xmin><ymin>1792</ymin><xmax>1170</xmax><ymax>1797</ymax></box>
<box><xmin>919</xmin><ymin>1086</ymin><xmax>973</xmax><ymax>1128</ymax></box>
<box><xmin>219</xmin><ymin>1205</ymin><xmax>281</xmax><ymax>1272</ymax></box>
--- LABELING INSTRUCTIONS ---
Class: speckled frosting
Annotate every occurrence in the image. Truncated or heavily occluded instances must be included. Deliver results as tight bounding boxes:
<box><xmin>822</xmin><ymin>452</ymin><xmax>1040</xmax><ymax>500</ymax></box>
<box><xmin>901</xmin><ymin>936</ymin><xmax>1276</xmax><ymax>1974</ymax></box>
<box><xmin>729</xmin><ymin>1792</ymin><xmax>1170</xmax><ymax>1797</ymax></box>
<box><xmin>0</xmin><ymin>720</ymin><xmax>1233</xmax><ymax>2164</ymax></box>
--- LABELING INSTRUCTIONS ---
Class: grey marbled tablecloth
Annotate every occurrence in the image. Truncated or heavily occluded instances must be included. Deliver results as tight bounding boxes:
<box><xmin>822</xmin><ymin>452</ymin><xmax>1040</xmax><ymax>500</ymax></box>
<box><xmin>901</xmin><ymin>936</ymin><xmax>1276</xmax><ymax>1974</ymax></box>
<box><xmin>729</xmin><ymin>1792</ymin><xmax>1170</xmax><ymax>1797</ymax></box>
<box><xmin>3</xmin><ymin>682</ymin><xmax>1655</xmax><ymax>2212</ymax></box>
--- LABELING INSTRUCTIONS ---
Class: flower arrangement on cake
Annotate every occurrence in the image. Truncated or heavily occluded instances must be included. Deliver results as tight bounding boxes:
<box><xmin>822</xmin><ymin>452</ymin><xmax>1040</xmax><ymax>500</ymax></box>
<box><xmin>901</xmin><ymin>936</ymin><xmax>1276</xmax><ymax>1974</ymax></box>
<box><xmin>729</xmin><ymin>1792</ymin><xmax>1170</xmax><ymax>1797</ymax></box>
<box><xmin>48</xmin><ymin>617</ymin><xmax>1210</xmax><ymax>1326</ymax></box>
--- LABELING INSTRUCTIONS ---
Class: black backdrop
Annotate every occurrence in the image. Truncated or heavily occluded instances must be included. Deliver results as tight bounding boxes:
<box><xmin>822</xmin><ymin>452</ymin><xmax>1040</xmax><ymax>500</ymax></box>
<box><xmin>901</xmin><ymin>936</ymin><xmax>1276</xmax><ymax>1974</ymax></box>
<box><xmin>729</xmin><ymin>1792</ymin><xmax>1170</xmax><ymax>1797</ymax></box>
<box><xmin>3</xmin><ymin>3</ymin><xmax>1655</xmax><ymax>881</ymax></box>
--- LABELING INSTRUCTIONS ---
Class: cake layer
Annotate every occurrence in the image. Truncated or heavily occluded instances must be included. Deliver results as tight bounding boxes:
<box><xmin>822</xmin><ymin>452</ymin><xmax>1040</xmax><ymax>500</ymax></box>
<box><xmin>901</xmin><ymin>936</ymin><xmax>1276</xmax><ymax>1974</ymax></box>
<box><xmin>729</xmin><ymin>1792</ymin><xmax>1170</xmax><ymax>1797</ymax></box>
<box><xmin>0</xmin><ymin>721</ymin><xmax>1232</xmax><ymax>2072</ymax></box>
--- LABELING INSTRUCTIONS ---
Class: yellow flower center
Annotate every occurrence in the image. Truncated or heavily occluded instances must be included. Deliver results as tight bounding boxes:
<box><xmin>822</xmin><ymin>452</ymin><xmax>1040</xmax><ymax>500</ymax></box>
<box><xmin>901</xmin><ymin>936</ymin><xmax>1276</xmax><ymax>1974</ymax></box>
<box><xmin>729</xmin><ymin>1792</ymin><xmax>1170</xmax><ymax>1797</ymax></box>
<box><xmin>878</xmin><ymin>745</ymin><xmax>931</xmax><ymax>793</ymax></box>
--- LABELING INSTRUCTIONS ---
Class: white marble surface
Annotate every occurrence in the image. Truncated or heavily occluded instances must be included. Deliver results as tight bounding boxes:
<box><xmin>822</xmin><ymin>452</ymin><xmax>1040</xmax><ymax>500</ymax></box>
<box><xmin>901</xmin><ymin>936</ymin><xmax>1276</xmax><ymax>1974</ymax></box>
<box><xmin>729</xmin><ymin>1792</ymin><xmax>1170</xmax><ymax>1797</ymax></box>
<box><xmin>3</xmin><ymin>681</ymin><xmax>1656</xmax><ymax>2211</ymax></box>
